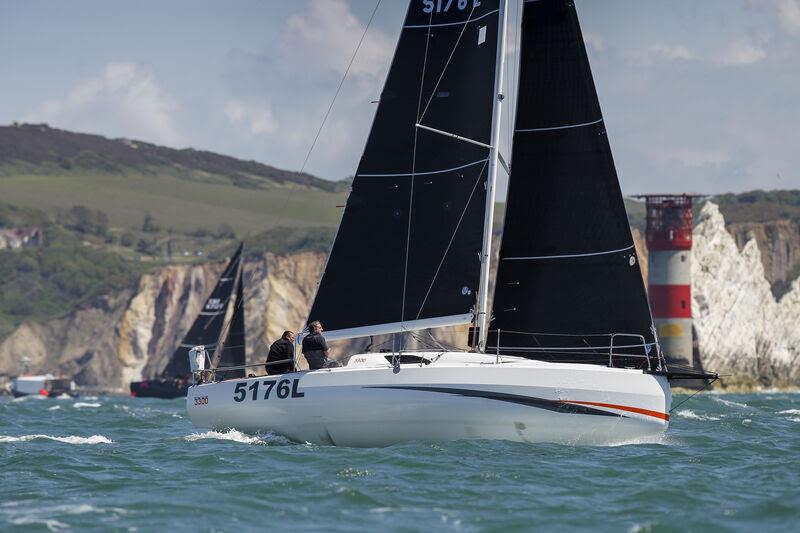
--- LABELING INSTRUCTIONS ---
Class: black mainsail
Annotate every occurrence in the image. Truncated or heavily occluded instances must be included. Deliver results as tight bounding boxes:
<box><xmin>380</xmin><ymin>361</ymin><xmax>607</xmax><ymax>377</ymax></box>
<box><xmin>308</xmin><ymin>0</ymin><xmax>502</xmax><ymax>340</ymax></box>
<box><xmin>161</xmin><ymin>243</ymin><xmax>244</xmax><ymax>377</ymax></box>
<box><xmin>486</xmin><ymin>0</ymin><xmax>656</xmax><ymax>364</ymax></box>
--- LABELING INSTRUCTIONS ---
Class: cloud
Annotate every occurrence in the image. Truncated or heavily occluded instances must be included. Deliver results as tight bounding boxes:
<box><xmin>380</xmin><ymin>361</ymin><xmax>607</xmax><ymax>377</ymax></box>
<box><xmin>583</xmin><ymin>33</ymin><xmax>606</xmax><ymax>52</ymax></box>
<box><xmin>221</xmin><ymin>0</ymin><xmax>395</xmax><ymax>177</ymax></box>
<box><xmin>24</xmin><ymin>63</ymin><xmax>183</xmax><ymax>146</ymax></box>
<box><xmin>285</xmin><ymin>0</ymin><xmax>392</xmax><ymax>77</ymax></box>
<box><xmin>630</xmin><ymin>45</ymin><xmax>696</xmax><ymax>65</ymax></box>
<box><xmin>714</xmin><ymin>36</ymin><xmax>767</xmax><ymax>65</ymax></box>
<box><xmin>224</xmin><ymin>100</ymin><xmax>278</xmax><ymax>135</ymax></box>
<box><xmin>777</xmin><ymin>0</ymin><xmax>800</xmax><ymax>34</ymax></box>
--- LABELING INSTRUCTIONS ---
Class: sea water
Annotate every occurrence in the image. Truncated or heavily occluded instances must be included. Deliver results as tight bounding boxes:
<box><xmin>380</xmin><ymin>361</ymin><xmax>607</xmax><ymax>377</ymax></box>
<box><xmin>1</xmin><ymin>392</ymin><xmax>798</xmax><ymax>532</ymax></box>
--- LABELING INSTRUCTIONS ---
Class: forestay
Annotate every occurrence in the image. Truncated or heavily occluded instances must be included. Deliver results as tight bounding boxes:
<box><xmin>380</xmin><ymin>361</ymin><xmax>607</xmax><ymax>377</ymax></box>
<box><xmin>308</xmin><ymin>0</ymin><xmax>501</xmax><ymax>341</ymax></box>
<box><xmin>161</xmin><ymin>243</ymin><xmax>243</xmax><ymax>377</ymax></box>
<box><xmin>487</xmin><ymin>0</ymin><xmax>656</xmax><ymax>364</ymax></box>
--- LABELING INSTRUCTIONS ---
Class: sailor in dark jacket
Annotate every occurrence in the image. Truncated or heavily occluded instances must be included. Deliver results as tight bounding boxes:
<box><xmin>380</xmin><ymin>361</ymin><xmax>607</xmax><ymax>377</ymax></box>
<box><xmin>266</xmin><ymin>331</ymin><xmax>295</xmax><ymax>375</ymax></box>
<box><xmin>302</xmin><ymin>320</ymin><xmax>330</xmax><ymax>370</ymax></box>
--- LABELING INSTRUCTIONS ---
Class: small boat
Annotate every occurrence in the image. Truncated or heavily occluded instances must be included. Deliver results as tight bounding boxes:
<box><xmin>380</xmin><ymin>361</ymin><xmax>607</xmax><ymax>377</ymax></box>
<box><xmin>11</xmin><ymin>374</ymin><xmax>76</xmax><ymax>398</ymax></box>
<box><xmin>130</xmin><ymin>244</ymin><xmax>246</xmax><ymax>398</ymax></box>
<box><xmin>187</xmin><ymin>0</ymin><xmax>715</xmax><ymax>446</ymax></box>
<box><xmin>9</xmin><ymin>357</ymin><xmax>77</xmax><ymax>398</ymax></box>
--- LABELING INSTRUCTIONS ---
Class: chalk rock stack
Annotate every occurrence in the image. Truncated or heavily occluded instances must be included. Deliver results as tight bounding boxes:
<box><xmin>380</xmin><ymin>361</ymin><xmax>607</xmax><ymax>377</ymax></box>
<box><xmin>692</xmin><ymin>202</ymin><xmax>800</xmax><ymax>385</ymax></box>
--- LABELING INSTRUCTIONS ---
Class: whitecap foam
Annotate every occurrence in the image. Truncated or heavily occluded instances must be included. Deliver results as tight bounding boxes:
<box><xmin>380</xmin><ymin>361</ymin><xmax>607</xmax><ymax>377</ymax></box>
<box><xmin>788</xmin><ymin>417</ymin><xmax>800</xmax><ymax>423</ymax></box>
<box><xmin>12</xmin><ymin>395</ymin><xmax>47</xmax><ymax>402</ymax></box>
<box><xmin>47</xmin><ymin>405</ymin><xmax>61</xmax><ymax>411</ymax></box>
<box><xmin>183</xmin><ymin>429</ymin><xmax>264</xmax><ymax>445</ymax></box>
<box><xmin>62</xmin><ymin>504</ymin><xmax>127</xmax><ymax>516</ymax></box>
<box><xmin>778</xmin><ymin>409</ymin><xmax>800</xmax><ymax>415</ymax></box>
<box><xmin>10</xmin><ymin>517</ymin><xmax>69</xmax><ymax>531</ymax></box>
<box><xmin>54</xmin><ymin>394</ymin><xmax>73</xmax><ymax>400</ymax></box>
<box><xmin>0</xmin><ymin>434</ymin><xmax>113</xmax><ymax>444</ymax></box>
<box><xmin>73</xmin><ymin>402</ymin><xmax>101</xmax><ymax>409</ymax></box>
<box><xmin>676</xmin><ymin>409</ymin><xmax>720</xmax><ymax>421</ymax></box>
<box><xmin>712</xmin><ymin>397</ymin><xmax>747</xmax><ymax>408</ymax></box>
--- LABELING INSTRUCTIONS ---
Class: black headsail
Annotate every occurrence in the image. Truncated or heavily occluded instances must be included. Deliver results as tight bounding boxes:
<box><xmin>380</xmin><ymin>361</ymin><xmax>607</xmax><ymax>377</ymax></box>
<box><xmin>308</xmin><ymin>0</ymin><xmax>501</xmax><ymax>340</ymax></box>
<box><xmin>486</xmin><ymin>0</ymin><xmax>656</xmax><ymax>365</ymax></box>
<box><xmin>161</xmin><ymin>243</ymin><xmax>243</xmax><ymax>377</ymax></box>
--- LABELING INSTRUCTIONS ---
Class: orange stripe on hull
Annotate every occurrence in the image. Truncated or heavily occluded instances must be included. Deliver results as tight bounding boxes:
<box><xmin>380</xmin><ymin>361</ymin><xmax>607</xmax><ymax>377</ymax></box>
<box><xmin>564</xmin><ymin>401</ymin><xmax>669</xmax><ymax>421</ymax></box>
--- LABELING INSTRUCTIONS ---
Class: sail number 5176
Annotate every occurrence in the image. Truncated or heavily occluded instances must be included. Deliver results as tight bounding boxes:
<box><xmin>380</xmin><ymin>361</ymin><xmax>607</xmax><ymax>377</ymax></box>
<box><xmin>233</xmin><ymin>379</ymin><xmax>304</xmax><ymax>402</ymax></box>
<box><xmin>423</xmin><ymin>0</ymin><xmax>481</xmax><ymax>14</ymax></box>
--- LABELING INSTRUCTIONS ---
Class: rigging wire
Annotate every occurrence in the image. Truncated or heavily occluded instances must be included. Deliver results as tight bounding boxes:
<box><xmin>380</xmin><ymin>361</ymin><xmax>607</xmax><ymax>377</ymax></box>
<box><xmin>298</xmin><ymin>0</ymin><xmax>384</xmax><ymax>175</ymax></box>
<box><xmin>402</xmin><ymin>5</ymin><xmax>484</xmax><ymax>345</ymax></box>
<box><xmin>399</xmin><ymin>6</ymin><xmax>434</xmax><ymax>341</ymax></box>
<box><xmin>418</xmin><ymin>5</ymin><xmax>479</xmax><ymax>123</ymax></box>
<box><xmin>414</xmin><ymin>159</ymin><xmax>489</xmax><ymax>320</ymax></box>
<box><xmin>669</xmin><ymin>377</ymin><xmax>720</xmax><ymax>413</ymax></box>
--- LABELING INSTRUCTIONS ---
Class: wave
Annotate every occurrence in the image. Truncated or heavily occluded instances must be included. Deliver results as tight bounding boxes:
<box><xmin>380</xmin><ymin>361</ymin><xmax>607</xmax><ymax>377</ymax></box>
<box><xmin>675</xmin><ymin>409</ymin><xmax>721</xmax><ymax>421</ymax></box>
<box><xmin>183</xmin><ymin>429</ymin><xmax>265</xmax><ymax>445</ymax></box>
<box><xmin>73</xmin><ymin>402</ymin><xmax>102</xmax><ymax>409</ymax></box>
<box><xmin>10</xmin><ymin>517</ymin><xmax>70</xmax><ymax>531</ymax></box>
<box><xmin>61</xmin><ymin>503</ymin><xmax>128</xmax><ymax>516</ymax></box>
<box><xmin>711</xmin><ymin>397</ymin><xmax>747</xmax><ymax>408</ymax></box>
<box><xmin>47</xmin><ymin>405</ymin><xmax>61</xmax><ymax>411</ymax></box>
<box><xmin>0</xmin><ymin>434</ymin><xmax>113</xmax><ymax>444</ymax></box>
<box><xmin>778</xmin><ymin>409</ymin><xmax>800</xmax><ymax>415</ymax></box>
<box><xmin>12</xmin><ymin>395</ymin><xmax>47</xmax><ymax>402</ymax></box>
<box><xmin>788</xmin><ymin>417</ymin><xmax>800</xmax><ymax>423</ymax></box>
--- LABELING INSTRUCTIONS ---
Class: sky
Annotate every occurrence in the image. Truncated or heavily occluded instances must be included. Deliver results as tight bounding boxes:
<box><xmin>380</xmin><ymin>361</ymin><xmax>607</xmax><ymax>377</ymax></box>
<box><xmin>0</xmin><ymin>0</ymin><xmax>798</xmax><ymax>197</ymax></box>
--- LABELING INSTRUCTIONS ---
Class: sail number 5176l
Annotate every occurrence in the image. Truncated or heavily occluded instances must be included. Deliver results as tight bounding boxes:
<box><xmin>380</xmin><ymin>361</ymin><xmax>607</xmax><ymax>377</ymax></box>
<box><xmin>423</xmin><ymin>0</ymin><xmax>481</xmax><ymax>14</ymax></box>
<box><xmin>233</xmin><ymin>379</ymin><xmax>304</xmax><ymax>402</ymax></box>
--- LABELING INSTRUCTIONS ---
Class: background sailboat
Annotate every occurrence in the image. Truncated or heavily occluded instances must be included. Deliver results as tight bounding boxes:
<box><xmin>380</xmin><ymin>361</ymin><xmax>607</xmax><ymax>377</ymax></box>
<box><xmin>131</xmin><ymin>244</ymin><xmax>245</xmax><ymax>398</ymax></box>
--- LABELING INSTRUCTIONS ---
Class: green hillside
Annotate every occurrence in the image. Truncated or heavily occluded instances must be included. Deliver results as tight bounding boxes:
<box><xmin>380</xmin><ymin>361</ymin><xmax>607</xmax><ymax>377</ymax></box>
<box><xmin>0</xmin><ymin>124</ymin><xmax>348</xmax><ymax>238</ymax></box>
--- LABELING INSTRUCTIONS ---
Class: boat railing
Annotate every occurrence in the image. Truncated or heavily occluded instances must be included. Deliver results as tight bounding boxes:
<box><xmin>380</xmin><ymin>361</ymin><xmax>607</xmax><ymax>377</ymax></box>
<box><xmin>487</xmin><ymin>329</ymin><xmax>655</xmax><ymax>370</ymax></box>
<box><xmin>190</xmin><ymin>345</ymin><xmax>294</xmax><ymax>384</ymax></box>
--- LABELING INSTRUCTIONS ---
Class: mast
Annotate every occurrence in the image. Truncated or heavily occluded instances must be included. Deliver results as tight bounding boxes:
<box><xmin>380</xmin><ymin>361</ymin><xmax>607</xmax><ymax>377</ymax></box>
<box><xmin>476</xmin><ymin>0</ymin><xmax>508</xmax><ymax>353</ymax></box>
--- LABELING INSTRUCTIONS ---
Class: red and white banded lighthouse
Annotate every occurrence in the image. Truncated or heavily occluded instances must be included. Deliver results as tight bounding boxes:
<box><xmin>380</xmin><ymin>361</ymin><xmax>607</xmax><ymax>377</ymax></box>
<box><xmin>637</xmin><ymin>195</ymin><xmax>697</xmax><ymax>366</ymax></box>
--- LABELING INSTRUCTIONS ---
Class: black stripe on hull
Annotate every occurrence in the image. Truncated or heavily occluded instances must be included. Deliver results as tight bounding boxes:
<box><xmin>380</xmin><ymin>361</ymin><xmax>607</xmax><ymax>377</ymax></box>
<box><xmin>366</xmin><ymin>386</ymin><xmax>623</xmax><ymax>418</ymax></box>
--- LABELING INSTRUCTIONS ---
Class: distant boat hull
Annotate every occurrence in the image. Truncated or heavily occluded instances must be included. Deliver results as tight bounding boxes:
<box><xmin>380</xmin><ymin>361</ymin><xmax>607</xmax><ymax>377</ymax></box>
<box><xmin>11</xmin><ymin>375</ymin><xmax>77</xmax><ymax>398</ymax></box>
<box><xmin>130</xmin><ymin>379</ymin><xmax>189</xmax><ymax>399</ymax></box>
<box><xmin>186</xmin><ymin>352</ymin><xmax>670</xmax><ymax>447</ymax></box>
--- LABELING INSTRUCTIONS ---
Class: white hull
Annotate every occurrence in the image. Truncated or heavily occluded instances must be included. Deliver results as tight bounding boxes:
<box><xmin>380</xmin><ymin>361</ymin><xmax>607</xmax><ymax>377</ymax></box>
<box><xmin>187</xmin><ymin>352</ymin><xmax>670</xmax><ymax>447</ymax></box>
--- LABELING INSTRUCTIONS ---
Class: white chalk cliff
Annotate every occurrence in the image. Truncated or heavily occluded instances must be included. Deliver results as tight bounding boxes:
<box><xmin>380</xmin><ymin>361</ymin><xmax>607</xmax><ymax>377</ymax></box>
<box><xmin>692</xmin><ymin>202</ymin><xmax>800</xmax><ymax>385</ymax></box>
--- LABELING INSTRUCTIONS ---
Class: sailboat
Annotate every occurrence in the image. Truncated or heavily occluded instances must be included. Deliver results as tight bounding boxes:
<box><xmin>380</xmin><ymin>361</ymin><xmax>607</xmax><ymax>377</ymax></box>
<box><xmin>187</xmin><ymin>0</ymin><xmax>715</xmax><ymax>445</ymax></box>
<box><xmin>130</xmin><ymin>244</ymin><xmax>246</xmax><ymax>399</ymax></box>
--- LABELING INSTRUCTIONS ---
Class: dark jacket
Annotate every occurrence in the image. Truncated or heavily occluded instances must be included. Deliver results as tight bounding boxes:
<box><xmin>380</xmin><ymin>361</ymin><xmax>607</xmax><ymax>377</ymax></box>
<box><xmin>266</xmin><ymin>338</ymin><xmax>294</xmax><ymax>375</ymax></box>
<box><xmin>302</xmin><ymin>333</ymin><xmax>329</xmax><ymax>370</ymax></box>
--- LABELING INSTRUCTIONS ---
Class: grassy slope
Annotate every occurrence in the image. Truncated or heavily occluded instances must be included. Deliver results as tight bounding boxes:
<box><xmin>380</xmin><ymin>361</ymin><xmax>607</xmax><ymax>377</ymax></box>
<box><xmin>0</xmin><ymin>173</ymin><xmax>346</xmax><ymax>236</ymax></box>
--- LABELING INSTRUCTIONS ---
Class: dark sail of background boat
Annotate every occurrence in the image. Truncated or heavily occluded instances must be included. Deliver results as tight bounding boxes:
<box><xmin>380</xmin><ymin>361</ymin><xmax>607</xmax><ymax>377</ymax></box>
<box><xmin>214</xmin><ymin>274</ymin><xmax>246</xmax><ymax>380</ymax></box>
<box><xmin>487</xmin><ymin>0</ymin><xmax>654</xmax><ymax>363</ymax></box>
<box><xmin>161</xmin><ymin>243</ymin><xmax>243</xmax><ymax>377</ymax></box>
<box><xmin>308</xmin><ymin>0</ymin><xmax>501</xmax><ymax>338</ymax></box>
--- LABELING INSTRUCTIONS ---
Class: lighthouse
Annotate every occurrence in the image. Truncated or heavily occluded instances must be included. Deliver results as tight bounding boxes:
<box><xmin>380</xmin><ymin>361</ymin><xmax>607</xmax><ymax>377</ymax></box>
<box><xmin>636</xmin><ymin>195</ymin><xmax>697</xmax><ymax>366</ymax></box>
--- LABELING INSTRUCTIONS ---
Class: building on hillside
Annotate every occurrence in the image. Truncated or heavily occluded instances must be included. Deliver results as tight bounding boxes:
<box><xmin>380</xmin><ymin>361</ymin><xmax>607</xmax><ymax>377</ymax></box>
<box><xmin>0</xmin><ymin>227</ymin><xmax>42</xmax><ymax>250</ymax></box>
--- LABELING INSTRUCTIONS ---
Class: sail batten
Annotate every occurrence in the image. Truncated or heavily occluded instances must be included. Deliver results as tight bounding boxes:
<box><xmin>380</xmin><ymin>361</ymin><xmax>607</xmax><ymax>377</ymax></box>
<box><xmin>307</xmin><ymin>0</ymin><xmax>502</xmax><ymax>338</ymax></box>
